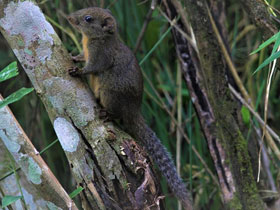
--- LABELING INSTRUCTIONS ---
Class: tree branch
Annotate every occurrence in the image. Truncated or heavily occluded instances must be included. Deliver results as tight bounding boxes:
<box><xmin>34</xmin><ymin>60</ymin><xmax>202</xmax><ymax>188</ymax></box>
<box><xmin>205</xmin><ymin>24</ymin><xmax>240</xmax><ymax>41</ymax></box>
<box><xmin>163</xmin><ymin>0</ymin><xmax>267</xmax><ymax>209</ymax></box>
<box><xmin>239</xmin><ymin>0</ymin><xmax>277</xmax><ymax>40</ymax></box>
<box><xmin>0</xmin><ymin>95</ymin><xmax>77</xmax><ymax>209</ymax></box>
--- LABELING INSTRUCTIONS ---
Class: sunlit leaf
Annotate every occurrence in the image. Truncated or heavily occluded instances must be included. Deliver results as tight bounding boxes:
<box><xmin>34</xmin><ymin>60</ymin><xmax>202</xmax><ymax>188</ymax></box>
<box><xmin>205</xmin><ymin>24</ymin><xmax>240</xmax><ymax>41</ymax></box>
<box><xmin>250</xmin><ymin>31</ymin><xmax>280</xmax><ymax>55</ymax></box>
<box><xmin>253</xmin><ymin>50</ymin><xmax>280</xmax><ymax>74</ymax></box>
<box><xmin>0</xmin><ymin>61</ymin><xmax>18</xmax><ymax>82</ymax></box>
<box><xmin>241</xmin><ymin>106</ymin><xmax>250</xmax><ymax>125</ymax></box>
<box><xmin>69</xmin><ymin>186</ymin><xmax>84</xmax><ymax>199</ymax></box>
<box><xmin>0</xmin><ymin>87</ymin><xmax>34</xmax><ymax>109</ymax></box>
<box><xmin>272</xmin><ymin>32</ymin><xmax>280</xmax><ymax>55</ymax></box>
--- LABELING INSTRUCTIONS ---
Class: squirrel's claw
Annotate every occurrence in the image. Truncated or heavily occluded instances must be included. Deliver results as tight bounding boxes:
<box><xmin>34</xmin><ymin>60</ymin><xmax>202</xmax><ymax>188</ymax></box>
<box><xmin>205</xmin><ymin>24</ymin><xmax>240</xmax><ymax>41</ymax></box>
<box><xmin>68</xmin><ymin>66</ymin><xmax>80</xmax><ymax>76</ymax></box>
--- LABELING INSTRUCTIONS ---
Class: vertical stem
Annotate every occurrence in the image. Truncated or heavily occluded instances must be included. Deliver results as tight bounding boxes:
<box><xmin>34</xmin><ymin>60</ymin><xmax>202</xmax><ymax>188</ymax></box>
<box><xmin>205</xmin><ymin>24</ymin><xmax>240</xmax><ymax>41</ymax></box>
<box><xmin>176</xmin><ymin>62</ymin><xmax>182</xmax><ymax>210</ymax></box>
<box><xmin>188</xmin><ymin>101</ymin><xmax>193</xmax><ymax>193</ymax></box>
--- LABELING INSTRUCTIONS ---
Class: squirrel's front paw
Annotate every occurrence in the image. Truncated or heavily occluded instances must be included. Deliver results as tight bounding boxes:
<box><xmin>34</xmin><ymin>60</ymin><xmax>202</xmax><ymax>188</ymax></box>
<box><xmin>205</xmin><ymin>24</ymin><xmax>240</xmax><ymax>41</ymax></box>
<box><xmin>71</xmin><ymin>54</ymin><xmax>85</xmax><ymax>62</ymax></box>
<box><xmin>68</xmin><ymin>66</ymin><xmax>80</xmax><ymax>76</ymax></box>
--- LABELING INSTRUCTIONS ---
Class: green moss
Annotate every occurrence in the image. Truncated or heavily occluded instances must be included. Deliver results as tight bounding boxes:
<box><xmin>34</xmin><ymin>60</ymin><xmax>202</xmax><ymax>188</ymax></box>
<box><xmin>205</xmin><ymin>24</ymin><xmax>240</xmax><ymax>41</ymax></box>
<box><xmin>121</xmin><ymin>180</ymin><xmax>130</xmax><ymax>191</ymax></box>
<box><xmin>227</xmin><ymin>192</ymin><xmax>242</xmax><ymax>210</ymax></box>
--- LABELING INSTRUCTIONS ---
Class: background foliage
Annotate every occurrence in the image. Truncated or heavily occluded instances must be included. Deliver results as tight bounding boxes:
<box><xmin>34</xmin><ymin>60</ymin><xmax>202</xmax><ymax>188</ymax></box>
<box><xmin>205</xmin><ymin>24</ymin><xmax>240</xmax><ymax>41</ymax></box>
<box><xmin>1</xmin><ymin>0</ymin><xmax>280</xmax><ymax>209</ymax></box>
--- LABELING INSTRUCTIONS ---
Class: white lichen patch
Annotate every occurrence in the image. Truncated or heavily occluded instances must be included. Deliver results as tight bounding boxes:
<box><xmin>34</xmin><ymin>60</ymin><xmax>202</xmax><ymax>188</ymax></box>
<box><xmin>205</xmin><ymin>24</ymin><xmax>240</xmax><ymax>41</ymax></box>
<box><xmin>92</xmin><ymin>126</ymin><xmax>106</xmax><ymax>141</ymax></box>
<box><xmin>44</xmin><ymin>78</ymin><xmax>96</xmax><ymax>126</ymax></box>
<box><xmin>0</xmin><ymin>1</ymin><xmax>55</xmax><ymax>64</ymax></box>
<box><xmin>0</xmin><ymin>108</ymin><xmax>21</xmax><ymax>153</ymax></box>
<box><xmin>22</xmin><ymin>187</ymin><xmax>34</xmax><ymax>206</ymax></box>
<box><xmin>73</xmin><ymin>87</ymin><xmax>96</xmax><ymax>123</ymax></box>
<box><xmin>0</xmin><ymin>130</ymin><xmax>21</xmax><ymax>153</ymax></box>
<box><xmin>191</xmin><ymin>97</ymin><xmax>196</xmax><ymax>103</ymax></box>
<box><xmin>108</xmin><ymin>173</ymin><xmax>115</xmax><ymax>179</ymax></box>
<box><xmin>13</xmin><ymin>49</ymin><xmax>38</xmax><ymax>68</ymax></box>
<box><xmin>0</xmin><ymin>1</ymin><xmax>54</xmax><ymax>46</ymax></box>
<box><xmin>21</xmin><ymin>187</ymin><xmax>42</xmax><ymax>210</ymax></box>
<box><xmin>28</xmin><ymin>157</ymin><xmax>42</xmax><ymax>185</ymax></box>
<box><xmin>49</xmin><ymin>95</ymin><xmax>64</xmax><ymax>114</ymax></box>
<box><xmin>36</xmin><ymin>43</ymin><xmax>53</xmax><ymax>64</ymax></box>
<box><xmin>54</xmin><ymin>117</ymin><xmax>80</xmax><ymax>152</ymax></box>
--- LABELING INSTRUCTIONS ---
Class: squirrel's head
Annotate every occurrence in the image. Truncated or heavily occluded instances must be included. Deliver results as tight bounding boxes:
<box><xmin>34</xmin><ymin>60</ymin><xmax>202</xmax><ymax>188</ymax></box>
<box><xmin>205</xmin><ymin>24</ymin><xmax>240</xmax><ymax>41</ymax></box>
<box><xmin>68</xmin><ymin>7</ymin><xmax>117</xmax><ymax>39</ymax></box>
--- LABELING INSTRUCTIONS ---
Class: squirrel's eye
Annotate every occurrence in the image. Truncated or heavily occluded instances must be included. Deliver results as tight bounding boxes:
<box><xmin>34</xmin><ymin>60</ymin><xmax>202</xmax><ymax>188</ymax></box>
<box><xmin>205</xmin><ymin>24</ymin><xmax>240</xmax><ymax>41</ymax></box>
<box><xmin>84</xmin><ymin>15</ymin><xmax>93</xmax><ymax>23</ymax></box>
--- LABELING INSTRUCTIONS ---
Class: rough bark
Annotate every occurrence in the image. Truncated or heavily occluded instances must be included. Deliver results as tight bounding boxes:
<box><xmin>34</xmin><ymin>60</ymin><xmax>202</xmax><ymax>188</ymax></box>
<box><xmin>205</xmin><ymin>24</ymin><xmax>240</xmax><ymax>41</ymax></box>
<box><xmin>0</xmin><ymin>1</ymin><xmax>162</xmax><ymax>209</ymax></box>
<box><xmin>0</xmin><ymin>95</ymin><xmax>77</xmax><ymax>210</ymax></box>
<box><xmin>185</xmin><ymin>1</ymin><xmax>266</xmax><ymax>209</ymax></box>
<box><xmin>239</xmin><ymin>0</ymin><xmax>277</xmax><ymax>40</ymax></box>
<box><xmin>163</xmin><ymin>0</ymin><xmax>267</xmax><ymax>209</ymax></box>
<box><xmin>237</xmin><ymin>0</ymin><xmax>280</xmax><ymax>208</ymax></box>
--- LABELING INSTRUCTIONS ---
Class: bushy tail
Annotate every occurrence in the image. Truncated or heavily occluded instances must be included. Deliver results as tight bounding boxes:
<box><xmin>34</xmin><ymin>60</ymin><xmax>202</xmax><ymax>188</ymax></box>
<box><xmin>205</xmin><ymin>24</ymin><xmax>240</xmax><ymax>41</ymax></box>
<box><xmin>124</xmin><ymin>113</ymin><xmax>193</xmax><ymax>210</ymax></box>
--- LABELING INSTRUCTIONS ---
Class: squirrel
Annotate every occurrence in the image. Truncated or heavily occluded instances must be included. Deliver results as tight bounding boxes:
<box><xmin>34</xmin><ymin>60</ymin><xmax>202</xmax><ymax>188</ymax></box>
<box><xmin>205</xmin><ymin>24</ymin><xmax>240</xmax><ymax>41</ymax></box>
<box><xmin>67</xmin><ymin>7</ymin><xmax>193</xmax><ymax>210</ymax></box>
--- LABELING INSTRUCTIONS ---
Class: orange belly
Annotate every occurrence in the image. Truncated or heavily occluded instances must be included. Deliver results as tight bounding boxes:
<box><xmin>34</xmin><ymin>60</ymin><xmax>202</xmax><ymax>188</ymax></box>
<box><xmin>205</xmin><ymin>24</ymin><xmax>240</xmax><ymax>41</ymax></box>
<box><xmin>82</xmin><ymin>33</ymin><xmax>89</xmax><ymax>62</ymax></box>
<box><xmin>89</xmin><ymin>74</ymin><xmax>100</xmax><ymax>98</ymax></box>
<box><xmin>82</xmin><ymin>34</ymin><xmax>99</xmax><ymax>98</ymax></box>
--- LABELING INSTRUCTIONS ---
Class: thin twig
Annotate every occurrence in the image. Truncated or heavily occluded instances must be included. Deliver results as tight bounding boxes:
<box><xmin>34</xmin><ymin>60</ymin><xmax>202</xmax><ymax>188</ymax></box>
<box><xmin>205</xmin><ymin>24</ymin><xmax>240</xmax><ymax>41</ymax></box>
<box><xmin>229</xmin><ymin>85</ymin><xmax>280</xmax><ymax>159</ymax></box>
<box><xmin>100</xmin><ymin>0</ymin><xmax>105</xmax><ymax>8</ymax></box>
<box><xmin>106</xmin><ymin>0</ymin><xmax>118</xmax><ymax>9</ymax></box>
<box><xmin>229</xmin><ymin>85</ymin><xmax>280</xmax><ymax>143</ymax></box>
<box><xmin>158</xmin><ymin>7</ymin><xmax>197</xmax><ymax>51</ymax></box>
<box><xmin>142</xmin><ymin>69</ymin><xmax>219</xmax><ymax>186</ymax></box>
<box><xmin>134</xmin><ymin>0</ymin><xmax>156</xmax><ymax>53</ymax></box>
<box><xmin>156</xmin><ymin>73</ymin><xmax>174</xmax><ymax>106</ymax></box>
<box><xmin>254</xmin><ymin>126</ymin><xmax>277</xmax><ymax>192</ymax></box>
<box><xmin>258</xmin><ymin>45</ymin><xmax>280</xmax><ymax>182</ymax></box>
<box><xmin>176</xmin><ymin>63</ymin><xmax>183</xmax><ymax>210</ymax></box>
<box><xmin>206</xmin><ymin>5</ymin><xmax>252</xmax><ymax>106</ymax></box>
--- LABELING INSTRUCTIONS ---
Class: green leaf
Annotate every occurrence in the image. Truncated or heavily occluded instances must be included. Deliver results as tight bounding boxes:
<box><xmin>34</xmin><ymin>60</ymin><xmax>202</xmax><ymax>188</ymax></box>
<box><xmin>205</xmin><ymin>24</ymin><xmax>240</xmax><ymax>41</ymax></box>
<box><xmin>241</xmin><ymin>106</ymin><xmax>250</xmax><ymax>125</ymax></box>
<box><xmin>2</xmin><ymin>195</ymin><xmax>22</xmax><ymax>208</ymax></box>
<box><xmin>0</xmin><ymin>61</ymin><xmax>18</xmax><ymax>82</ymax></box>
<box><xmin>253</xmin><ymin>50</ymin><xmax>280</xmax><ymax>74</ymax></box>
<box><xmin>151</xmin><ymin>9</ymin><xmax>159</xmax><ymax>18</ymax></box>
<box><xmin>272</xmin><ymin>32</ymin><xmax>280</xmax><ymax>55</ymax></box>
<box><xmin>158</xmin><ymin>84</ymin><xmax>171</xmax><ymax>92</ymax></box>
<box><xmin>158</xmin><ymin>84</ymin><xmax>189</xmax><ymax>96</ymax></box>
<box><xmin>0</xmin><ymin>87</ymin><xmax>34</xmax><ymax>109</ymax></box>
<box><xmin>250</xmin><ymin>31</ymin><xmax>280</xmax><ymax>55</ymax></box>
<box><xmin>69</xmin><ymin>186</ymin><xmax>84</xmax><ymax>199</ymax></box>
<box><xmin>140</xmin><ymin>26</ymin><xmax>172</xmax><ymax>66</ymax></box>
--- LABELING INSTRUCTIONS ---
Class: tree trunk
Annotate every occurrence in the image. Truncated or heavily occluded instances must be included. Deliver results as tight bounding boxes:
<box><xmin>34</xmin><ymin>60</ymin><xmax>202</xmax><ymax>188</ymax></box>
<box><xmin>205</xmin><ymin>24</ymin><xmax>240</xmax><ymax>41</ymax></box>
<box><xmin>163</xmin><ymin>0</ymin><xmax>267</xmax><ymax>209</ymax></box>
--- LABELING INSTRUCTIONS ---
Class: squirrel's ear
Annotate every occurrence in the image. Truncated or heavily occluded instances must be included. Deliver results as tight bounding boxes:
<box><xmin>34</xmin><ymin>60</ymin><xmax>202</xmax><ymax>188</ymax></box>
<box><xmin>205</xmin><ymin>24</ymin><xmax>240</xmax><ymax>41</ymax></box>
<box><xmin>102</xmin><ymin>17</ymin><xmax>115</xmax><ymax>34</ymax></box>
